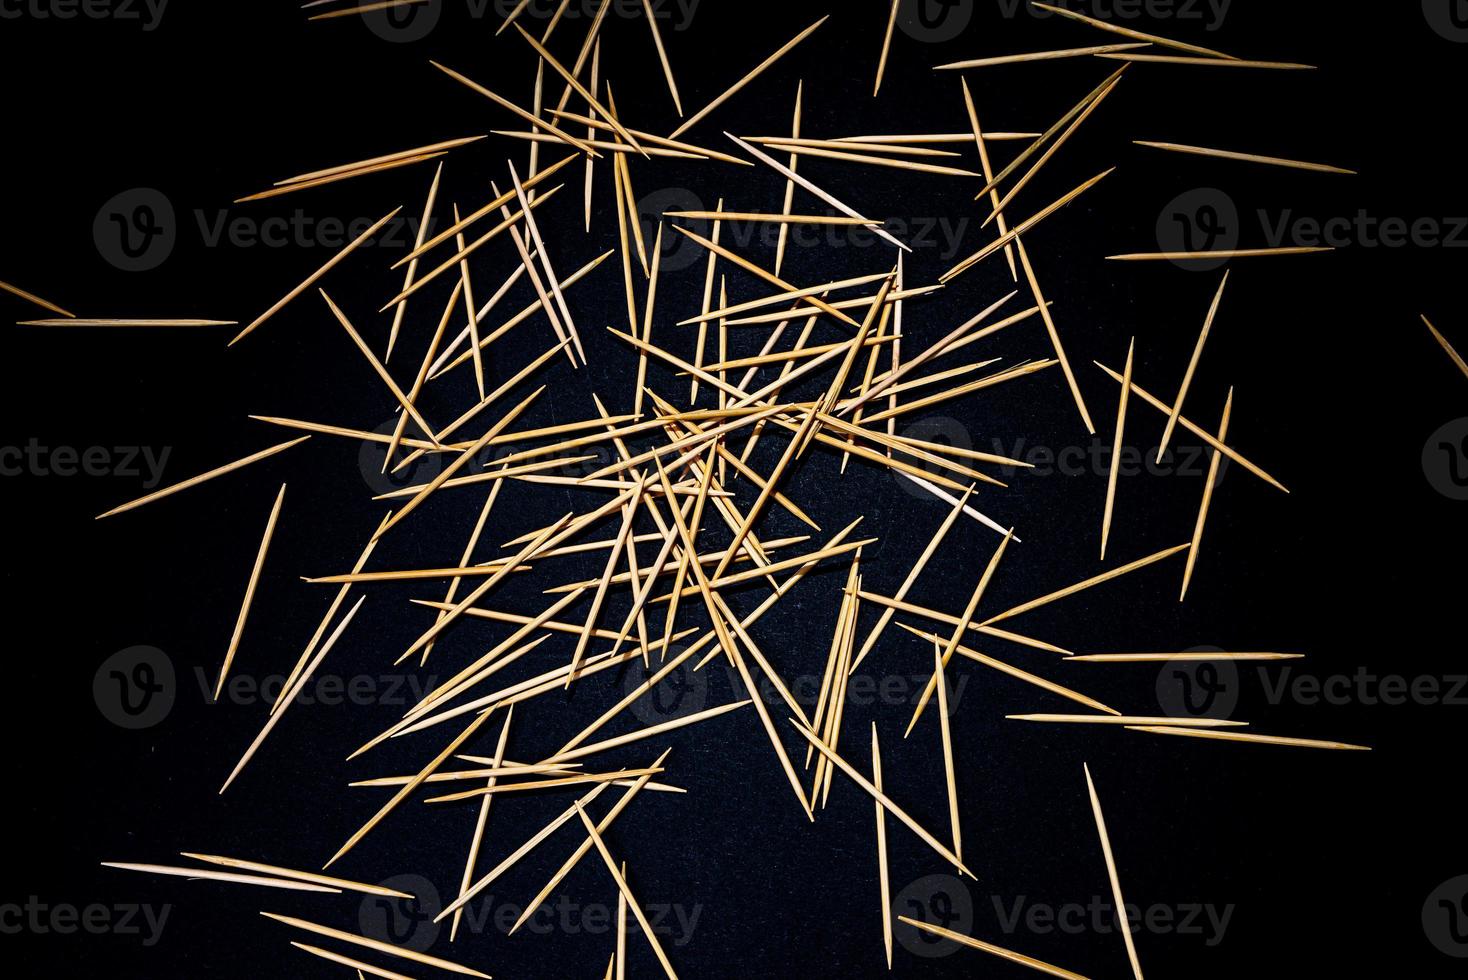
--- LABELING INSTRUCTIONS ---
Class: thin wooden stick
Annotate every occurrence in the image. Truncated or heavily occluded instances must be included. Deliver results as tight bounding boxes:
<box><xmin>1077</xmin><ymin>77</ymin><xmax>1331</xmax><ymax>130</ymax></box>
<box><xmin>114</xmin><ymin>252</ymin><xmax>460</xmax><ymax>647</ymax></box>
<box><xmin>1424</xmin><ymin>314</ymin><xmax>1468</xmax><ymax>381</ymax></box>
<box><xmin>874</xmin><ymin>0</ymin><xmax>900</xmax><ymax>95</ymax></box>
<box><xmin>898</xmin><ymin>918</ymin><xmax>1093</xmax><ymax>980</ymax></box>
<box><xmin>16</xmin><ymin>318</ymin><xmax>236</xmax><ymax>327</ymax></box>
<box><xmin>234</xmin><ymin>153</ymin><xmax>444</xmax><ymax>202</ymax></box>
<box><xmin>1096</xmin><ymin>53</ymin><xmax>1314</xmax><ymax>69</ymax></box>
<box><xmin>231</xmin><ymin>207</ymin><xmax>401</xmax><ymax>345</ymax></box>
<box><xmin>1067</xmin><ymin>653</ymin><xmax>1303</xmax><ymax>662</ymax></box>
<box><xmin>308</xmin><ymin>0</ymin><xmax>427</xmax><ymax>21</ymax></box>
<box><xmin>1181</xmin><ymin>387</ymin><xmax>1232</xmax><ymax>601</ymax></box>
<box><xmin>385</xmin><ymin>281</ymin><xmax>461</xmax><ymax>473</ymax></box>
<box><xmin>1011</xmin><ymin>714</ymin><xmax>1245</xmax><ymax>727</ymax></box>
<box><xmin>451</xmin><ymin>204</ymin><xmax>488</xmax><ymax>399</ymax></box>
<box><xmin>215</xmin><ymin>484</ymin><xmax>287</xmax><ymax>700</ymax></box>
<box><xmin>936</xmin><ymin>42</ymin><xmax>1151</xmax><ymax>70</ymax></box>
<box><xmin>743</xmin><ymin>141</ymin><xmax>982</xmax><ymax>177</ymax></box>
<box><xmin>584</xmin><ymin>39</ymin><xmax>600</xmax><ymax>231</ymax></box>
<box><xmin>944</xmin><ymin>168</ymin><xmax>1114</xmax><ymax>282</ymax></box>
<box><xmin>776</xmin><ymin>82</ymin><xmax>802</xmax><ymax>276</ymax></box>
<box><xmin>0</xmin><ymin>277</ymin><xmax>73</xmax><ymax>317</ymax></box>
<box><xmin>1031</xmin><ymin>1</ymin><xmax>1237</xmax><ymax>60</ymax></box>
<box><xmin>790</xmin><ymin>720</ymin><xmax>972</xmax><ymax>877</ymax></box>
<box><xmin>1094</xmin><ymin>360</ymin><xmax>1289</xmax><ymax>492</ymax></box>
<box><xmin>642</xmin><ymin>0</ymin><xmax>683</xmax><ymax>114</ymax></box>
<box><xmin>726</xmin><ymin>133</ymin><xmax>909</xmax><ymax>251</ymax></box>
<box><xmin>426</xmin><ymin>485</ymin><xmax>502</xmax><ymax>667</ymax></box>
<box><xmin>573</xmin><ymin>802</ymin><xmax>682</xmax><ymax>980</ymax></box>
<box><xmin>1125</xmin><ymin>726</ymin><xmax>1370</xmax><ymax>750</ymax></box>
<box><xmin>547</xmin><ymin>109</ymin><xmax>754</xmax><ymax>166</ymax></box>
<box><xmin>510</xmin><ymin>160</ymin><xmax>587</xmax><ymax>363</ymax></box>
<box><xmin>981</xmin><ymin>543</ymin><xmax>1190</xmax><ymax>627</ymax></box>
<box><xmin>872</xmin><ymin>724</ymin><xmax>892</xmax><ymax>968</ymax></box>
<box><xmin>1017</xmin><ymin>235</ymin><xmax>1095</xmax><ymax>433</ymax></box>
<box><xmin>668</xmin><ymin>210</ymin><xmax>876</xmax><ymax>226</ymax></box>
<box><xmin>289</xmin><ymin>943</ymin><xmax>419</xmax><ymax>980</ymax></box>
<box><xmin>670</xmin><ymin>16</ymin><xmax>828</xmax><ymax>138</ymax></box>
<box><xmin>514</xmin><ymin>24</ymin><xmax>646</xmax><ymax>155</ymax></box>
<box><xmin>1084</xmin><ymin>764</ymin><xmax>1146</xmax><ymax>980</ymax></box>
<box><xmin>180</xmin><ymin>853</ymin><xmax>408</xmax><ymax>898</ymax></box>
<box><xmin>263</xmin><ymin>913</ymin><xmax>489</xmax><ymax>978</ymax></box>
<box><xmin>100</xmin><ymin>863</ymin><xmax>339</xmax><ymax>893</ymax></box>
<box><xmin>1107</xmin><ymin>247</ymin><xmax>1332</xmax><ymax>261</ymax></box>
<box><xmin>431</xmin><ymin>60</ymin><xmax>599</xmax><ymax>156</ymax></box>
<box><xmin>1101</xmin><ymin>339</ymin><xmax>1133</xmax><ymax>560</ymax></box>
<box><xmin>963</xmin><ymin>77</ymin><xmax>1017</xmax><ymax>280</ymax></box>
<box><xmin>276</xmin><ymin>137</ymin><xmax>483</xmax><ymax>186</ymax></box>
<box><xmin>1158</xmin><ymin>270</ymin><xmax>1228</xmax><ymax>461</ymax></box>
<box><xmin>387</xmin><ymin>163</ymin><xmax>443</xmax><ymax>362</ymax></box>
<box><xmin>320</xmin><ymin>290</ymin><xmax>438</xmax><ymax>441</ymax></box>
<box><xmin>95</xmin><ymin>437</ymin><xmax>309</xmax><ymax>520</ymax></box>
<box><xmin>679</xmin><ymin>270</ymin><xmax>890</xmax><ymax>326</ymax></box>
<box><xmin>1134</xmin><ymin>140</ymin><xmax>1354</xmax><ymax>174</ymax></box>
<box><xmin>934</xmin><ymin>640</ymin><xmax>961</xmax><ymax>861</ymax></box>
<box><xmin>857</xmin><ymin>591</ymin><xmax>1069</xmax><ymax>655</ymax></box>
<box><xmin>667</xmin><ymin>225</ymin><xmax>860</xmax><ymax>327</ymax></box>
<box><xmin>692</xmin><ymin>198</ymin><xmax>723</xmax><ymax>401</ymax></box>
<box><xmin>451</xmin><ymin>705</ymin><xmax>511</xmax><ymax>941</ymax></box>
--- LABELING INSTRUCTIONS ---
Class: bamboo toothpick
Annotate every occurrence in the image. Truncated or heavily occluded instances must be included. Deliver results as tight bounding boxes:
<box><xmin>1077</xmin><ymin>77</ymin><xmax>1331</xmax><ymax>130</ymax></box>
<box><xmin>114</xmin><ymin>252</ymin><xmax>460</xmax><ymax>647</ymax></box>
<box><xmin>874</xmin><ymin>0</ymin><xmax>900</xmax><ymax>95</ymax></box>
<box><xmin>0</xmin><ymin>277</ymin><xmax>73</xmax><ymax>317</ymax></box>
<box><xmin>742</xmin><ymin>142</ymin><xmax>982</xmax><ymax>178</ymax></box>
<box><xmin>101</xmin><ymin>863</ymin><xmax>340</xmax><ymax>893</ymax></box>
<box><xmin>1067</xmin><ymin>653</ymin><xmax>1303</xmax><ymax>663</ymax></box>
<box><xmin>1084</xmin><ymin>764</ymin><xmax>1146</xmax><ymax>980</ymax></box>
<box><xmin>1181</xmin><ymin>387</ymin><xmax>1232</xmax><ymax>601</ymax></box>
<box><xmin>1097</xmin><ymin>53</ymin><xmax>1314</xmax><ymax>69</ymax></box>
<box><xmin>667</xmin><ymin>210</ymin><xmax>876</xmax><ymax>226</ymax></box>
<box><xmin>573</xmin><ymin>802</ymin><xmax>682</xmax><ymax>980</ymax></box>
<box><xmin>1031</xmin><ymin>1</ymin><xmax>1237</xmax><ymax>60</ymax></box>
<box><xmin>1094</xmin><ymin>360</ymin><xmax>1289</xmax><ymax>492</ymax></box>
<box><xmin>671</xmin><ymin>16</ymin><xmax>828</xmax><ymax>138</ymax></box>
<box><xmin>667</xmin><ymin>225</ymin><xmax>861</xmax><ymax>327</ymax></box>
<box><xmin>180</xmin><ymin>853</ymin><xmax>407</xmax><ymax>897</ymax></box>
<box><xmin>642</xmin><ymin>0</ymin><xmax>683</xmax><ymax>114</ymax></box>
<box><xmin>936</xmin><ymin>42</ymin><xmax>1151</xmax><ymax>70</ymax></box>
<box><xmin>452</xmin><ymin>204</ymin><xmax>488</xmax><ymax>399</ymax></box>
<box><xmin>431</xmin><ymin>60</ymin><xmax>599</xmax><ymax>156</ymax></box>
<box><xmin>263</xmin><ymin>913</ymin><xmax>490</xmax><ymax>978</ymax></box>
<box><xmin>289</xmin><ymin>944</ymin><xmax>419</xmax><ymax>980</ymax></box>
<box><xmin>1158</xmin><ymin>270</ymin><xmax>1229</xmax><ymax>461</ymax></box>
<box><xmin>872</xmin><ymin>724</ymin><xmax>892</xmax><ymax>968</ymax></box>
<box><xmin>1101</xmin><ymin>339</ymin><xmax>1134</xmax><ymax>560</ymax></box>
<box><xmin>215</xmin><ymin>483</ymin><xmax>287</xmax><ymax>701</ymax></box>
<box><xmin>95</xmin><ymin>436</ymin><xmax>309</xmax><ymax>520</ymax></box>
<box><xmin>387</xmin><ymin>163</ymin><xmax>443</xmax><ymax>362</ymax></box>
<box><xmin>963</xmin><ymin>77</ymin><xmax>1017</xmax><ymax>280</ymax></box>
<box><xmin>1011</xmin><ymin>714</ymin><xmax>1245</xmax><ymax>727</ymax></box>
<box><xmin>320</xmin><ymin>290</ymin><xmax>439</xmax><ymax>441</ymax></box>
<box><xmin>1016</xmin><ymin>236</ymin><xmax>1095</xmax><ymax>433</ymax></box>
<box><xmin>307</xmin><ymin>0</ymin><xmax>427</xmax><ymax>21</ymax></box>
<box><xmin>232</xmin><ymin>207</ymin><xmax>401</xmax><ymax>345</ymax></box>
<box><xmin>933</xmin><ymin>640</ymin><xmax>962</xmax><ymax>861</ymax></box>
<box><xmin>1125</xmin><ymin>726</ymin><xmax>1370</xmax><ymax>750</ymax></box>
<box><xmin>234</xmin><ymin>153</ymin><xmax>444</xmax><ymax>202</ymax></box>
<box><xmin>898</xmin><ymin>918</ymin><xmax>1094</xmax><ymax>980</ymax></box>
<box><xmin>452</xmin><ymin>704</ymin><xmax>511</xmax><ymax>940</ymax></box>
<box><xmin>1423</xmin><ymin>314</ymin><xmax>1468</xmax><ymax>381</ymax></box>
<box><xmin>1107</xmin><ymin>247</ymin><xmax>1333</xmax><ymax>261</ymax></box>
<box><xmin>981</xmin><ymin>543</ymin><xmax>1190</xmax><ymax>627</ymax></box>
<box><xmin>1134</xmin><ymin>140</ymin><xmax>1355</xmax><ymax>174</ymax></box>
<box><xmin>17</xmin><ymin>318</ymin><xmax>235</xmax><ymax>327</ymax></box>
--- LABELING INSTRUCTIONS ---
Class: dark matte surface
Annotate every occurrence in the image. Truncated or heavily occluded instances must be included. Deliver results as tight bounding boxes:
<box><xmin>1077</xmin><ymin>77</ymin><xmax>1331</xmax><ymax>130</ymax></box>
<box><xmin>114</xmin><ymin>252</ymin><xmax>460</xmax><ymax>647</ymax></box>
<box><xmin>2</xmin><ymin>1</ymin><xmax>1465</xmax><ymax>976</ymax></box>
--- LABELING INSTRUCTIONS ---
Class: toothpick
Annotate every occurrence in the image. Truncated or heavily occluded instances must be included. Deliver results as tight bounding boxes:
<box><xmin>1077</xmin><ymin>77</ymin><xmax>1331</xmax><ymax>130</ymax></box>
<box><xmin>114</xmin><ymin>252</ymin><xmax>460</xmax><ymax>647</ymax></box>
<box><xmin>874</xmin><ymin>0</ymin><xmax>900</xmax><ymax>95</ymax></box>
<box><xmin>933</xmin><ymin>640</ymin><xmax>962</xmax><ymax>860</ymax></box>
<box><xmin>17</xmin><ymin>318</ymin><xmax>236</xmax><ymax>327</ymax></box>
<box><xmin>1134</xmin><ymin>140</ymin><xmax>1355</xmax><ymax>174</ymax></box>
<box><xmin>981</xmin><ymin>543</ymin><xmax>1191</xmax><ymax>627</ymax></box>
<box><xmin>215</xmin><ymin>484</ymin><xmax>287</xmax><ymax>701</ymax></box>
<box><xmin>1158</xmin><ymin>270</ymin><xmax>1229</xmax><ymax>461</ymax></box>
<box><xmin>320</xmin><ymin>290</ymin><xmax>439</xmax><ymax>440</ymax></box>
<box><xmin>935</xmin><ymin>42</ymin><xmax>1151</xmax><ymax>70</ymax></box>
<box><xmin>100</xmin><ymin>863</ymin><xmax>339</xmax><ymax>893</ymax></box>
<box><xmin>897</xmin><ymin>918</ymin><xmax>1094</xmax><ymax>980</ymax></box>
<box><xmin>872</xmin><ymin>725</ymin><xmax>892</xmax><ymax>967</ymax></box>
<box><xmin>642</xmin><ymin>0</ymin><xmax>683</xmax><ymax>114</ymax></box>
<box><xmin>1096</xmin><ymin>53</ymin><xmax>1314</xmax><ymax>69</ymax></box>
<box><xmin>1067</xmin><ymin>653</ymin><xmax>1302</xmax><ymax>662</ymax></box>
<box><xmin>0</xmin><ymin>277</ymin><xmax>73</xmax><ymax>317</ymax></box>
<box><xmin>1101</xmin><ymin>339</ymin><xmax>1133</xmax><ymax>560</ymax></box>
<box><xmin>1125</xmin><ymin>727</ymin><xmax>1370</xmax><ymax>750</ymax></box>
<box><xmin>1084</xmin><ymin>764</ymin><xmax>1146</xmax><ymax>980</ymax></box>
<box><xmin>1181</xmin><ymin>387</ymin><xmax>1232</xmax><ymax>601</ymax></box>
<box><xmin>95</xmin><ymin>437</ymin><xmax>309</xmax><ymax>520</ymax></box>
<box><xmin>308</xmin><ymin>0</ymin><xmax>427</xmax><ymax>20</ymax></box>
<box><xmin>514</xmin><ymin>24</ymin><xmax>647</xmax><ymax>156</ymax></box>
<box><xmin>1031</xmin><ymin>1</ymin><xmax>1237</xmax><ymax>60</ymax></box>
<box><xmin>232</xmin><ymin>207</ymin><xmax>401</xmax><ymax>345</ymax></box>
<box><xmin>451</xmin><ymin>705</ymin><xmax>511</xmax><ymax>940</ymax></box>
<box><xmin>289</xmin><ymin>944</ymin><xmax>420</xmax><ymax>980</ymax></box>
<box><xmin>234</xmin><ymin>153</ymin><xmax>444</xmax><ymax>201</ymax></box>
<box><xmin>387</xmin><ymin>163</ymin><xmax>444</xmax><ymax>362</ymax></box>
<box><xmin>963</xmin><ymin>78</ymin><xmax>1017</xmax><ymax>280</ymax></box>
<box><xmin>431</xmin><ymin>61</ymin><xmax>599</xmax><ymax>156</ymax></box>
<box><xmin>1108</xmin><ymin>249</ymin><xmax>1336</xmax><ymax>262</ymax></box>
<box><xmin>776</xmin><ymin>83</ymin><xmax>802</xmax><ymax>275</ymax></box>
<box><xmin>179</xmin><ymin>853</ymin><xmax>407</xmax><ymax>898</ymax></box>
<box><xmin>1424</xmin><ymin>314</ymin><xmax>1468</xmax><ymax>381</ymax></box>
<box><xmin>671</xmin><ymin>16</ymin><xmax>828</xmax><ymax>138</ymax></box>
<box><xmin>1016</xmin><ymin>236</ymin><xmax>1095</xmax><ymax>433</ymax></box>
<box><xmin>692</xmin><ymin>198</ymin><xmax>724</xmax><ymax>401</ymax></box>
<box><xmin>573</xmin><ymin>802</ymin><xmax>682</xmax><ymax>979</ymax></box>
<box><xmin>263</xmin><ymin>913</ymin><xmax>489</xmax><ymax>978</ymax></box>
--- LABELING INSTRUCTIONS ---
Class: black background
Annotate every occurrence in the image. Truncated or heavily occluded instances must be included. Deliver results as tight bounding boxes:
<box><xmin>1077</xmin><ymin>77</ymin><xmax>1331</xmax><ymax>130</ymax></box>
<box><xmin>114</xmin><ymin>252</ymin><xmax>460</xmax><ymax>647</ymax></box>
<box><xmin>3</xmin><ymin>0</ymin><xmax>1466</xmax><ymax>976</ymax></box>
